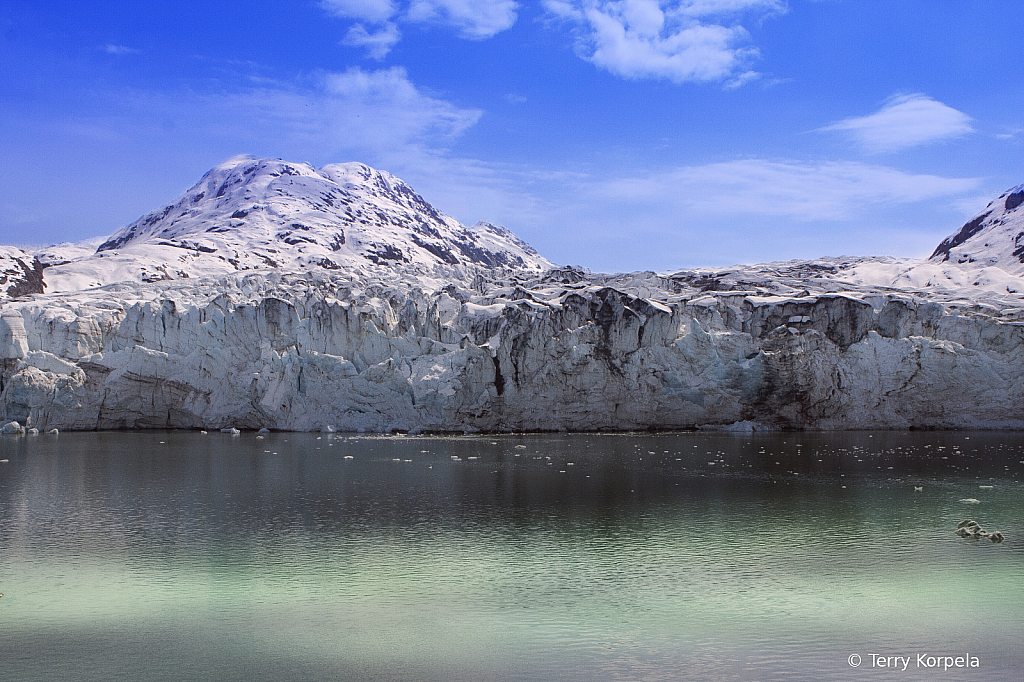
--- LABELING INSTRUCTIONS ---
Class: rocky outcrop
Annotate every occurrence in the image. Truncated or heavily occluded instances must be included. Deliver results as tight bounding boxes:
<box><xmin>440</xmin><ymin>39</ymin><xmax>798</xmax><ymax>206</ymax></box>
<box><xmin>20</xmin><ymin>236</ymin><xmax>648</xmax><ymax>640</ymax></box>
<box><xmin>956</xmin><ymin>519</ymin><xmax>1004</xmax><ymax>542</ymax></box>
<box><xmin>0</xmin><ymin>248</ymin><xmax>45</xmax><ymax>300</ymax></box>
<box><xmin>2</xmin><ymin>262</ymin><xmax>1023</xmax><ymax>432</ymax></box>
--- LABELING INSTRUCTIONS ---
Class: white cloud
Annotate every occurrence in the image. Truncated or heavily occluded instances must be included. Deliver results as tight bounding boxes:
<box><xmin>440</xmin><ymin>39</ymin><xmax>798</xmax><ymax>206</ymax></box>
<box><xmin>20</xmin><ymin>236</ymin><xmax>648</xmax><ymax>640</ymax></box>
<box><xmin>406</xmin><ymin>0</ymin><xmax>519</xmax><ymax>38</ymax></box>
<box><xmin>220</xmin><ymin>67</ymin><xmax>482</xmax><ymax>157</ymax></box>
<box><xmin>328</xmin><ymin>0</ymin><xmax>517</xmax><ymax>54</ymax></box>
<box><xmin>543</xmin><ymin>0</ymin><xmax>584</xmax><ymax>19</ymax></box>
<box><xmin>597</xmin><ymin>159</ymin><xmax>980</xmax><ymax>220</ymax></box>
<box><xmin>547</xmin><ymin>0</ymin><xmax>780</xmax><ymax>84</ymax></box>
<box><xmin>342</xmin><ymin>22</ymin><xmax>402</xmax><ymax>59</ymax></box>
<box><xmin>321</xmin><ymin>0</ymin><xmax>397</xmax><ymax>23</ymax></box>
<box><xmin>505</xmin><ymin>157</ymin><xmax>986</xmax><ymax>268</ymax></box>
<box><xmin>23</xmin><ymin>65</ymin><xmax>480</xmax><ymax>165</ymax></box>
<box><xmin>819</xmin><ymin>94</ymin><xmax>975</xmax><ymax>153</ymax></box>
<box><xmin>723</xmin><ymin>69</ymin><xmax>759</xmax><ymax>88</ymax></box>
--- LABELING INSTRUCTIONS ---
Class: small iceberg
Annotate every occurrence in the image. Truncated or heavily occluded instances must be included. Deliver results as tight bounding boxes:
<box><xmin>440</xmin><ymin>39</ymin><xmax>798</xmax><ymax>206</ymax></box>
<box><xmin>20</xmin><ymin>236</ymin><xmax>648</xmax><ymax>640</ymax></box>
<box><xmin>221</xmin><ymin>427</ymin><xmax>241</xmax><ymax>435</ymax></box>
<box><xmin>1</xmin><ymin>421</ymin><xmax>25</xmax><ymax>435</ymax></box>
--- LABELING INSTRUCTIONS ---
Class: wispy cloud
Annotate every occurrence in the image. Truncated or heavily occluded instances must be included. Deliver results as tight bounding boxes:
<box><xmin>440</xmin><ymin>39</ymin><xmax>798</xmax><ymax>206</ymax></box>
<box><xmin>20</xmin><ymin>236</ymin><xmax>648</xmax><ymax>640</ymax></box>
<box><xmin>407</xmin><ymin>0</ymin><xmax>518</xmax><ymax>39</ymax></box>
<box><xmin>103</xmin><ymin>44</ymin><xmax>140</xmax><ymax>55</ymax></box>
<box><xmin>677</xmin><ymin>0</ymin><xmax>784</xmax><ymax>17</ymax></box>
<box><xmin>596</xmin><ymin>159</ymin><xmax>980</xmax><ymax>220</ymax></box>
<box><xmin>543</xmin><ymin>0</ymin><xmax>783</xmax><ymax>85</ymax></box>
<box><xmin>47</xmin><ymin>65</ymin><xmax>481</xmax><ymax>163</ymax></box>
<box><xmin>217</xmin><ymin>67</ymin><xmax>482</xmax><ymax>157</ymax></box>
<box><xmin>325</xmin><ymin>0</ymin><xmax>518</xmax><ymax>56</ymax></box>
<box><xmin>818</xmin><ymin>94</ymin><xmax>974</xmax><ymax>153</ymax></box>
<box><xmin>342</xmin><ymin>22</ymin><xmax>401</xmax><ymax>59</ymax></box>
<box><xmin>321</xmin><ymin>0</ymin><xmax>397</xmax><ymax>23</ymax></box>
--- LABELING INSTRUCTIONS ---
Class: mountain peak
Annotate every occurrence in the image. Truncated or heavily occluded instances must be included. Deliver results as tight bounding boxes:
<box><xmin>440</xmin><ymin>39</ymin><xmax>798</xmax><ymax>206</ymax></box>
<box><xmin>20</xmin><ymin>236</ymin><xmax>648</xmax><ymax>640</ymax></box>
<box><xmin>33</xmin><ymin>157</ymin><xmax>551</xmax><ymax>292</ymax></box>
<box><xmin>930</xmin><ymin>184</ymin><xmax>1024</xmax><ymax>274</ymax></box>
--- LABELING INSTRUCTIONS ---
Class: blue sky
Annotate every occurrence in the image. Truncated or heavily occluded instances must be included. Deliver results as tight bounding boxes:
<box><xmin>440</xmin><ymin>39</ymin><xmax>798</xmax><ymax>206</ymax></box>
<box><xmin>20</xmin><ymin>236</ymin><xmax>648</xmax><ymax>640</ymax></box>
<box><xmin>1</xmin><ymin>0</ymin><xmax>1022</xmax><ymax>271</ymax></box>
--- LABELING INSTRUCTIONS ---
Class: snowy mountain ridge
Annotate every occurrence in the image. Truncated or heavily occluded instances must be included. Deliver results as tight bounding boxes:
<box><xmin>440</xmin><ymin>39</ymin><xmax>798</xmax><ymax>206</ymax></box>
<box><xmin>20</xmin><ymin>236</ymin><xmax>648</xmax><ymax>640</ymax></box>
<box><xmin>930</xmin><ymin>184</ymin><xmax>1024</xmax><ymax>274</ymax></box>
<box><xmin>5</xmin><ymin>158</ymin><xmax>1024</xmax><ymax>303</ymax></box>
<box><xmin>35</xmin><ymin>156</ymin><xmax>551</xmax><ymax>294</ymax></box>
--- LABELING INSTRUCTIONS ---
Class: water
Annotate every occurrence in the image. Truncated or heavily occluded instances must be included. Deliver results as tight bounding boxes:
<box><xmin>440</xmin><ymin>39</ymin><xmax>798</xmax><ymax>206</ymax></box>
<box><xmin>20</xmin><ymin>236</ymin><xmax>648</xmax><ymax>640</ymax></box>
<box><xmin>1</xmin><ymin>430</ymin><xmax>1022</xmax><ymax>681</ymax></box>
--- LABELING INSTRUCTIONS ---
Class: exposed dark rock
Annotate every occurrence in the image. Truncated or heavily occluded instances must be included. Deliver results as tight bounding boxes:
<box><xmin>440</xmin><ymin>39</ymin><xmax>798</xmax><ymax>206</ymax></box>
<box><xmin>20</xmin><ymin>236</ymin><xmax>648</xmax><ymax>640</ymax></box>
<box><xmin>931</xmin><ymin>212</ymin><xmax>992</xmax><ymax>262</ymax></box>
<box><xmin>1006</xmin><ymin>190</ymin><xmax>1024</xmax><ymax>212</ymax></box>
<box><xmin>156</xmin><ymin>241</ymin><xmax>217</xmax><ymax>253</ymax></box>
<box><xmin>2</xmin><ymin>257</ymin><xmax>46</xmax><ymax>298</ymax></box>
<box><xmin>328</xmin><ymin>231</ymin><xmax>346</xmax><ymax>252</ymax></box>
<box><xmin>363</xmin><ymin>244</ymin><xmax>409</xmax><ymax>265</ymax></box>
<box><xmin>410</xmin><ymin>236</ymin><xmax>460</xmax><ymax>265</ymax></box>
<box><xmin>312</xmin><ymin>257</ymin><xmax>340</xmax><ymax>270</ymax></box>
<box><xmin>956</xmin><ymin>519</ymin><xmax>1004</xmax><ymax>542</ymax></box>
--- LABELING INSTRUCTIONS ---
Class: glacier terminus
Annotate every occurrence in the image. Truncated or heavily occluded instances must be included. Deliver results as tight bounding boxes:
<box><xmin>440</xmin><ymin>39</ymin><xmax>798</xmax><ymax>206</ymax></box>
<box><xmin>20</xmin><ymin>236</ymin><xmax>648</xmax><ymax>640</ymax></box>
<box><xmin>2</xmin><ymin>157</ymin><xmax>1024</xmax><ymax>432</ymax></box>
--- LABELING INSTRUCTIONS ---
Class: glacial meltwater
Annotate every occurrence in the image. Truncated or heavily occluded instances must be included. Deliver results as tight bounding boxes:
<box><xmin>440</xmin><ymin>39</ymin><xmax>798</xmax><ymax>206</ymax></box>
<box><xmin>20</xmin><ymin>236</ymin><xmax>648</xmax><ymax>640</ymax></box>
<box><xmin>0</xmin><ymin>431</ymin><xmax>1022</xmax><ymax>681</ymax></box>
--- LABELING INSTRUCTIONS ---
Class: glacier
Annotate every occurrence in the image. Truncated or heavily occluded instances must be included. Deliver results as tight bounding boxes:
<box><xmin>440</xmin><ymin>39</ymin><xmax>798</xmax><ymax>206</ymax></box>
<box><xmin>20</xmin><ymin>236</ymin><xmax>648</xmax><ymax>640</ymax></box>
<box><xmin>2</xmin><ymin>158</ymin><xmax>1024</xmax><ymax>432</ymax></box>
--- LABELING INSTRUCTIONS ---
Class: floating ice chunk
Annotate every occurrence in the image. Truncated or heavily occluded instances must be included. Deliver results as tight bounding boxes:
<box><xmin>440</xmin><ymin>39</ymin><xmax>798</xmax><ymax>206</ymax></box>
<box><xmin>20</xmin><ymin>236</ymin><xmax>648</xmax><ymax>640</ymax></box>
<box><xmin>1</xmin><ymin>421</ymin><xmax>25</xmax><ymax>435</ymax></box>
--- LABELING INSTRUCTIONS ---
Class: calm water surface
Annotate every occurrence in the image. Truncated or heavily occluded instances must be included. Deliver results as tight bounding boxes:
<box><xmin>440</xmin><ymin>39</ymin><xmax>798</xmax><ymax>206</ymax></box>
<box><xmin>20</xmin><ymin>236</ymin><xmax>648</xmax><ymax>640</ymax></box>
<box><xmin>1</xmin><ymin>431</ymin><xmax>1022</xmax><ymax>681</ymax></box>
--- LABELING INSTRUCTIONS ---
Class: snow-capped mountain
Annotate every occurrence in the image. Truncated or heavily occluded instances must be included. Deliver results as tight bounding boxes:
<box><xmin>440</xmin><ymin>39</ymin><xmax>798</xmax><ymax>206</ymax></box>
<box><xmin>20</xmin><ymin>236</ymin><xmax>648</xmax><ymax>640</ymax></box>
<box><xmin>930</xmin><ymin>184</ymin><xmax>1024</xmax><ymax>274</ymax></box>
<box><xmin>39</xmin><ymin>156</ymin><xmax>552</xmax><ymax>292</ymax></box>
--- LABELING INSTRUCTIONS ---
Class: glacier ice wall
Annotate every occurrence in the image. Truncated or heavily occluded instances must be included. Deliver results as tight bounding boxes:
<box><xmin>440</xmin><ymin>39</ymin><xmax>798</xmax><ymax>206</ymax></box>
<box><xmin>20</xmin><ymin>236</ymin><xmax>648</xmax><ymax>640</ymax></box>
<box><xmin>2</xmin><ymin>262</ymin><xmax>1023</xmax><ymax>432</ymax></box>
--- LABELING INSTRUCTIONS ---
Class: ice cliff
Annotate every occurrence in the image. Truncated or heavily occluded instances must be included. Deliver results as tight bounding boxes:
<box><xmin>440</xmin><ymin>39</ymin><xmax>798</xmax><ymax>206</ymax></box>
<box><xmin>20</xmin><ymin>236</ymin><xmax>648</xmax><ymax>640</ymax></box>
<box><xmin>2</xmin><ymin>161</ymin><xmax>1024</xmax><ymax>432</ymax></box>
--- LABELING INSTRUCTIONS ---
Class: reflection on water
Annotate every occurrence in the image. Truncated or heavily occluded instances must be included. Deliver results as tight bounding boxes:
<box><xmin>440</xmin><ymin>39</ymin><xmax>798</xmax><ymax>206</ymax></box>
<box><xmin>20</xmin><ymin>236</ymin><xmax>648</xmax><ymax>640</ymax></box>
<box><xmin>1</xmin><ymin>431</ymin><xmax>1022</xmax><ymax>681</ymax></box>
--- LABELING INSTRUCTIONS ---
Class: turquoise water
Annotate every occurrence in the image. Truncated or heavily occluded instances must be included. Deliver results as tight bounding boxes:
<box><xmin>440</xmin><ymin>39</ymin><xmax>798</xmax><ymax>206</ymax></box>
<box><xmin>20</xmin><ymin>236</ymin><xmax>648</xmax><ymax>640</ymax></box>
<box><xmin>0</xmin><ymin>431</ymin><xmax>1022</xmax><ymax>681</ymax></box>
